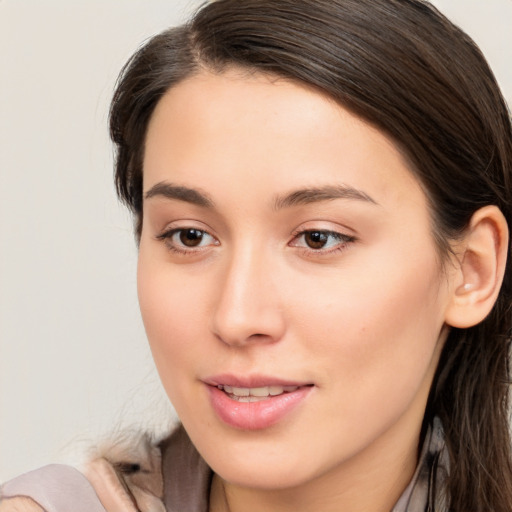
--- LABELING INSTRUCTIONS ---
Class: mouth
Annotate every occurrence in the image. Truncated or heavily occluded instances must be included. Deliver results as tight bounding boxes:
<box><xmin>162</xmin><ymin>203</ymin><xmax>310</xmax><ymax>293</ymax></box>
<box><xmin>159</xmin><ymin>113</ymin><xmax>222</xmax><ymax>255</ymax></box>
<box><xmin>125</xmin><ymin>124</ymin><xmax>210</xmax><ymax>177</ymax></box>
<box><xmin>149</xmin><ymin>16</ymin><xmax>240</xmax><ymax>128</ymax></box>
<box><xmin>216</xmin><ymin>384</ymin><xmax>304</xmax><ymax>402</ymax></box>
<box><xmin>204</xmin><ymin>377</ymin><xmax>314</xmax><ymax>429</ymax></box>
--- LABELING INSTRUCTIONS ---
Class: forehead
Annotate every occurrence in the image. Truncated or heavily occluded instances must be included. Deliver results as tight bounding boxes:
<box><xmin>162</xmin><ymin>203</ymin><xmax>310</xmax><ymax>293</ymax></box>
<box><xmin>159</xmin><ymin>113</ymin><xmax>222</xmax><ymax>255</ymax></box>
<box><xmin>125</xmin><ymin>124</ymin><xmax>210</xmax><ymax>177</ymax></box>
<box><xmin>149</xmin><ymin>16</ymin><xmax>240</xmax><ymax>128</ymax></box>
<box><xmin>143</xmin><ymin>69</ymin><xmax>425</xmax><ymax>213</ymax></box>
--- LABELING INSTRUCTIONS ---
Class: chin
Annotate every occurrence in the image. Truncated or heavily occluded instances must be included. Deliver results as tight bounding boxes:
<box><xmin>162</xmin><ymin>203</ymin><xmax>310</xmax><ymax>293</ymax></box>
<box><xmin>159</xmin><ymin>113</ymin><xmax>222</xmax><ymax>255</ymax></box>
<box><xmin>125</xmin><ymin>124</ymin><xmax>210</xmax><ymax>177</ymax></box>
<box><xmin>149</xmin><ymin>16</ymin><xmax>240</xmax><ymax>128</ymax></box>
<box><xmin>183</xmin><ymin>419</ymin><xmax>332</xmax><ymax>491</ymax></box>
<box><xmin>215</xmin><ymin>458</ymin><xmax>316</xmax><ymax>490</ymax></box>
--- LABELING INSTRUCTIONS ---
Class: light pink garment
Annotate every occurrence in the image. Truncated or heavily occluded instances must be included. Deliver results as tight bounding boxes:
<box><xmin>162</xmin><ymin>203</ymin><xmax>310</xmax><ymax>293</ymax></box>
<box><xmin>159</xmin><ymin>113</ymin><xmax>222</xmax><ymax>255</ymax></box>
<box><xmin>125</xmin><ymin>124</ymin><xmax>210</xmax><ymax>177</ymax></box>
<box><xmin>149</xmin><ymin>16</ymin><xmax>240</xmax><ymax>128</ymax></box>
<box><xmin>0</xmin><ymin>464</ymin><xmax>106</xmax><ymax>512</ymax></box>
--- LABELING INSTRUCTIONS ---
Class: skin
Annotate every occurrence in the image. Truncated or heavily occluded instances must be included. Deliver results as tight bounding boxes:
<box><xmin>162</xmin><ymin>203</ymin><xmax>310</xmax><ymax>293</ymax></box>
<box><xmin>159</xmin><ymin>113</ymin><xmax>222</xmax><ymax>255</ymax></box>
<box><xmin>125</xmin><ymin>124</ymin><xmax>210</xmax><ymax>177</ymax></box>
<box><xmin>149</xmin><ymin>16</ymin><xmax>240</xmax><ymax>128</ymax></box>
<box><xmin>138</xmin><ymin>69</ymin><xmax>458</xmax><ymax>512</ymax></box>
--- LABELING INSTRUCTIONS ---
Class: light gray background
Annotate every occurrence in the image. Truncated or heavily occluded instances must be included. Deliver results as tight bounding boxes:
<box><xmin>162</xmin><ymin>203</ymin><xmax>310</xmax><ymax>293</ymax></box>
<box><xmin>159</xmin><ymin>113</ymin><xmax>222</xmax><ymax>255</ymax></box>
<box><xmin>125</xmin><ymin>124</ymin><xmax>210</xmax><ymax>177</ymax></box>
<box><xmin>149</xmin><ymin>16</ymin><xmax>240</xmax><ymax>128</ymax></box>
<box><xmin>1</xmin><ymin>0</ymin><xmax>511</xmax><ymax>481</ymax></box>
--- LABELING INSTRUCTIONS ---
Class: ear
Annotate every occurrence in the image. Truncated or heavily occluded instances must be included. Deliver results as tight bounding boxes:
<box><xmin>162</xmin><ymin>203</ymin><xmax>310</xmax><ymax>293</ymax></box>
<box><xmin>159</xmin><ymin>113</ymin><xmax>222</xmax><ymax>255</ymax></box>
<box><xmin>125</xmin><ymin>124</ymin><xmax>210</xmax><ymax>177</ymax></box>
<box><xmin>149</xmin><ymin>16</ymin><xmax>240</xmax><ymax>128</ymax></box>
<box><xmin>445</xmin><ymin>205</ymin><xmax>509</xmax><ymax>328</ymax></box>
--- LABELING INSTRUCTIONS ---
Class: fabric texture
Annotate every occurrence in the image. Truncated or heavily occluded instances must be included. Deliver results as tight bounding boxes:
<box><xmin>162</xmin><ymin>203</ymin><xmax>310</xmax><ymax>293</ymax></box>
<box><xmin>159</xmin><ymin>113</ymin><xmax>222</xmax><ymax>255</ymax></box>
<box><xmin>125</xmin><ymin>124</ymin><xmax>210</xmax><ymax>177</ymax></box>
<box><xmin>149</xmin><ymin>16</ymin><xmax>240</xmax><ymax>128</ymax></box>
<box><xmin>392</xmin><ymin>417</ymin><xmax>449</xmax><ymax>511</ymax></box>
<box><xmin>1</xmin><ymin>419</ymin><xmax>448</xmax><ymax>512</ymax></box>
<box><xmin>0</xmin><ymin>464</ymin><xmax>107</xmax><ymax>512</ymax></box>
<box><xmin>160</xmin><ymin>426</ymin><xmax>212</xmax><ymax>512</ymax></box>
<box><xmin>83</xmin><ymin>431</ymin><xmax>165</xmax><ymax>512</ymax></box>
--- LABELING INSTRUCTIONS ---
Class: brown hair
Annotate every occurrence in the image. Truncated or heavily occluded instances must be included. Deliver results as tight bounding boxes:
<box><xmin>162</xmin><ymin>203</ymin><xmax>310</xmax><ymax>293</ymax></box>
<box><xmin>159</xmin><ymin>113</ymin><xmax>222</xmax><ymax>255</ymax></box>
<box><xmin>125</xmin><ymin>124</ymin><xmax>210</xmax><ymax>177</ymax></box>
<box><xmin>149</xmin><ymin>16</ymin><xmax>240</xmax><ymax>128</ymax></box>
<box><xmin>110</xmin><ymin>0</ymin><xmax>512</xmax><ymax>509</ymax></box>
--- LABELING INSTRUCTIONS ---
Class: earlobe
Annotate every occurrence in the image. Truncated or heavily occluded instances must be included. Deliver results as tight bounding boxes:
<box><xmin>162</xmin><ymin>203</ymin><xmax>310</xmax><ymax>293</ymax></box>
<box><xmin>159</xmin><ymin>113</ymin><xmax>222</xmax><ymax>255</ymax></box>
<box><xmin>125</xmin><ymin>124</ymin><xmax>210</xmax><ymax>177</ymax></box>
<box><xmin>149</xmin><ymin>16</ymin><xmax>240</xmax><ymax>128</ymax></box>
<box><xmin>445</xmin><ymin>205</ymin><xmax>509</xmax><ymax>329</ymax></box>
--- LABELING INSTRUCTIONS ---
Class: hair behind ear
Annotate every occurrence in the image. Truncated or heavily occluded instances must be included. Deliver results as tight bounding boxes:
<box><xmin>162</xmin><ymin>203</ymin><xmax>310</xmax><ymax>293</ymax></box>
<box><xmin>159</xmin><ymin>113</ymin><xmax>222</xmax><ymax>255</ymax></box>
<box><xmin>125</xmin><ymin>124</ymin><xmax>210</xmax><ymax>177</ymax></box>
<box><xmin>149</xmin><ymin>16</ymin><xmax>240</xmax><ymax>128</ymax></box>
<box><xmin>427</xmin><ymin>204</ymin><xmax>511</xmax><ymax>509</ymax></box>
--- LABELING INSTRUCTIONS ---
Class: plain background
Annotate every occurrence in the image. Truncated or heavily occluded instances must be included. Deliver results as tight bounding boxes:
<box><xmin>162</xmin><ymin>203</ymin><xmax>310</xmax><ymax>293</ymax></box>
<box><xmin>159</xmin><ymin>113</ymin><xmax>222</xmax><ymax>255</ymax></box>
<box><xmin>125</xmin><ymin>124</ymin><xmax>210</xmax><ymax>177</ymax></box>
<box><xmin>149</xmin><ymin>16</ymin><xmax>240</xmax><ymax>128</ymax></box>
<box><xmin>1</xmin><ymin>0</ymin><xmax>511</xmax><ymax>482</ymax></box>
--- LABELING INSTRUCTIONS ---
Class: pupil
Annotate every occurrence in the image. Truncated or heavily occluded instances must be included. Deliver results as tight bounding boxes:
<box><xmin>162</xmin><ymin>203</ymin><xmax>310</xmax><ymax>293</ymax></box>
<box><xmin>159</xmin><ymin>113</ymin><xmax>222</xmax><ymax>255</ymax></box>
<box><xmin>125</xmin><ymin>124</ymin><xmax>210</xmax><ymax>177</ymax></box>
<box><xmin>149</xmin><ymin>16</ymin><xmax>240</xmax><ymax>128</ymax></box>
<box><xmin>306</xmin><ymin>231</ymin><xmax>327</xmax><ymax>249</ymax></box>
<box><xmin>179</xmin><ymin>229</ymin><xmax>203</xmax><ymax>247</ymax></box>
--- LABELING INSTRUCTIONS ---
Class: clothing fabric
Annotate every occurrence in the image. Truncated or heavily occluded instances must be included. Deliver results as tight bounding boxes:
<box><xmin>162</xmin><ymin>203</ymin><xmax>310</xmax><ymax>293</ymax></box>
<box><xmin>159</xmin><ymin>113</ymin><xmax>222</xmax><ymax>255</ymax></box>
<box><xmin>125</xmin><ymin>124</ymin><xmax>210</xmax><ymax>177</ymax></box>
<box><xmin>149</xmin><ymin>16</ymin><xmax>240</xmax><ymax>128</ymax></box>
<box><xmin>392</xmin><ymin>417</ymin><xmax>449</xmax><ymax>512</ymax></box>
<box><xmin>0</xmin><ymin>465</ymin><xmax>107</xmax><ymax>512</ymax></box>
<box><xmin>0</xmin><ymin>419</ymin><xmax>448</xmax><ymax>512</ymax></box>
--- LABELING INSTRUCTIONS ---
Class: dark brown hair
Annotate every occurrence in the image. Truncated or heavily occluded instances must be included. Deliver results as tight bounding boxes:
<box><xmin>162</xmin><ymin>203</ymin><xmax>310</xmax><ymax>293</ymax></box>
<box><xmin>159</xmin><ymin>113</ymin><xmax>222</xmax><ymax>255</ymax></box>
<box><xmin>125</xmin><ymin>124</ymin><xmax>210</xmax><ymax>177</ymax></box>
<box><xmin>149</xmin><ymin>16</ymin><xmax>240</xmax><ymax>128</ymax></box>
<box><xmin>110</xmin><ymin>0</ymin><xmax>512</xmax><ymax>510</ymax></box>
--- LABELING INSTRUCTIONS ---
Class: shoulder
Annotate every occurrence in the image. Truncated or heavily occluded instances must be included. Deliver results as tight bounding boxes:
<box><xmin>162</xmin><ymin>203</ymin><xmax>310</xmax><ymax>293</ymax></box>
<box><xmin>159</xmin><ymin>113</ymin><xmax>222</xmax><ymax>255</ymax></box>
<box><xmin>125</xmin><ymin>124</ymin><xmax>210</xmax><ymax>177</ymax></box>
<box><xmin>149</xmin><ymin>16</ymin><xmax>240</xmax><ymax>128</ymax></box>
<box><xmin>1</xmin><ymin>429</ymin><xmax>172</xmax><ymax>512</ymax></box>
<box><xmin>0</xmin><ymin>464</ymin><xmax>105</xmax><ymax>512</ymax></box>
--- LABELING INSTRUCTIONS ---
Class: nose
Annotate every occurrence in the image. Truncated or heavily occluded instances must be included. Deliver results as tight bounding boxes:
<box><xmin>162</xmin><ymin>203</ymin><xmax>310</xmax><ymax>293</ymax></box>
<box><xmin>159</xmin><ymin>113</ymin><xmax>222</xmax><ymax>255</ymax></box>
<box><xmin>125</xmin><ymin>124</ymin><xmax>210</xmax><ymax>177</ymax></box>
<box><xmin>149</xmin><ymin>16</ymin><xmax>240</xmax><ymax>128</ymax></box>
<box><xmin>211</xmin><ymin>246</ymin><xmax>286</xmax><ymax>347</ymax></box>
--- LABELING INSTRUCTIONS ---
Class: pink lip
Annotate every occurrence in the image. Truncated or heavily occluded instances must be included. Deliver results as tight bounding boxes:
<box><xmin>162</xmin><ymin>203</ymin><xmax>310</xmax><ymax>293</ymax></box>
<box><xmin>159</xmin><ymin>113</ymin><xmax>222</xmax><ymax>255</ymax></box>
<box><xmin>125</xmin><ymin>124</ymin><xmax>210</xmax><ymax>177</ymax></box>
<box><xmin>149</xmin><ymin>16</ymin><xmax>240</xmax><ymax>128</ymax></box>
<box><xmin>204</xmin><ymin>374</ymin><xmax>308</xmax><ymax>388</ymax></box>
<box><xmin>204</xmin><ymin>374</ymin><xmax>313</xmax><ymax>430</ymax></box>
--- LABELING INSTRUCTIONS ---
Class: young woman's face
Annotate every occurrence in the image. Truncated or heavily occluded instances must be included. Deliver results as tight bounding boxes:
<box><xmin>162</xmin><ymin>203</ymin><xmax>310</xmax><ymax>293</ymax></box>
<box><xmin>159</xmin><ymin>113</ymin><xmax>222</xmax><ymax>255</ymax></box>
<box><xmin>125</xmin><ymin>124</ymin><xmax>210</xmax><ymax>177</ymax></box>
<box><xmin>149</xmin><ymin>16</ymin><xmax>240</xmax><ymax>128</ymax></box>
<box><xmin>138</xmin><ymin>70</ymin><xmax>455</xmax><ymax>491</ymax></box>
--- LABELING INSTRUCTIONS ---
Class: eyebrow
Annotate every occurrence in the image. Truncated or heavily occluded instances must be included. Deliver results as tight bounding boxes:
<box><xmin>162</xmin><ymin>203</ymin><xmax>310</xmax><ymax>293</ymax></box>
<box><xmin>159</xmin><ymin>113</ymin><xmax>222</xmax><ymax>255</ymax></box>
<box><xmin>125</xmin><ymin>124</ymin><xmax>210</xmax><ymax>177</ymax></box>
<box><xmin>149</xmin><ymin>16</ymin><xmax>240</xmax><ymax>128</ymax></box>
<box><xmin>145</xmin><ymin>182</ymin><xmax>214</xmax><ymax>208</ymax></box>
<box><xmin>144</xmin><ymin>182</ymin><xmax>378</xmax><ymax>210</ymax></box>
<box><xmin>273</xmin><ymin>185</ymin><xmax>378</xmax><ymax>210</ymax></box>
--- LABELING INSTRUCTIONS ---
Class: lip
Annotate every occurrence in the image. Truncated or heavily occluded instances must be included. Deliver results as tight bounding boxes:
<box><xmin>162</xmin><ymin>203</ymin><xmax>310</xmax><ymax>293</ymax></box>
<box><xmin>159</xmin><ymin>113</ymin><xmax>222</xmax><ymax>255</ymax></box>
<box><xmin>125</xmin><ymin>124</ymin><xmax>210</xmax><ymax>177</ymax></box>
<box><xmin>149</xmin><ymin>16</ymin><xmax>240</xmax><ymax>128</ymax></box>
<box><xmin>203</xmin><ymin>374</ymin><xmax>313</xmax><ymax>430</ymax></box>
<box><xmin>203</xmin><ymin>374</ymin><xmax>309</xmax><ymax>388</ymax></box>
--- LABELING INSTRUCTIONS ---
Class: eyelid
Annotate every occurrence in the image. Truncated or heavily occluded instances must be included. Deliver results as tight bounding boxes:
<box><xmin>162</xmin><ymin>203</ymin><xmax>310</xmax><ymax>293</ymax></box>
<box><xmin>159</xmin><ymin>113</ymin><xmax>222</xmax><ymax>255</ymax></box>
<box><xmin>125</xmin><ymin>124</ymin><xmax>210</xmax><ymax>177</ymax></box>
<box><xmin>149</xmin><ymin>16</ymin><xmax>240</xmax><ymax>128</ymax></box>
<box><xmin>155</xmin><ymin>222</ymin><xmax>219</xmax><ymax>255</ymax></box>
<box><xmin>157</xmin><ymin>227</ymin><xmax>217</xmax><ymax>243</ymax></box>
<box><xmin>155</xmin><ymin>219</ymin><xmax>216</xmax><ymax>240</ymax></box>
<box><xmin>289</xmin><ymin>225</ymin><xmax>357</xmax><ymax>255</ymax></box>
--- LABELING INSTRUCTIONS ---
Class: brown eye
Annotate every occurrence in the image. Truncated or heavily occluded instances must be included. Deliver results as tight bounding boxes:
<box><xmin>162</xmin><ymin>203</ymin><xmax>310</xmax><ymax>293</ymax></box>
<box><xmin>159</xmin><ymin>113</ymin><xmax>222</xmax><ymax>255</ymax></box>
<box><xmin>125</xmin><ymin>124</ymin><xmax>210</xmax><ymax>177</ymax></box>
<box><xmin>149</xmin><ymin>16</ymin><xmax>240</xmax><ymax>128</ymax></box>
<box><xmin>156</xmin><ymin>227</ymin><xmax>218</xmax><ymax>254</ymax></box>
<box><xmin>179</xmin><ymin>229</ymin><xmax>205</xmax><ymax>247</ymax></box>
<box><xmin>304</xmin><ymin>231</ymin><xmax>329</xmax><ymax>249</ymax></box>
<box><xmin>290</xmin><ymin>229</ymin><xmax>356</xmax><ymax>254</ymax></box>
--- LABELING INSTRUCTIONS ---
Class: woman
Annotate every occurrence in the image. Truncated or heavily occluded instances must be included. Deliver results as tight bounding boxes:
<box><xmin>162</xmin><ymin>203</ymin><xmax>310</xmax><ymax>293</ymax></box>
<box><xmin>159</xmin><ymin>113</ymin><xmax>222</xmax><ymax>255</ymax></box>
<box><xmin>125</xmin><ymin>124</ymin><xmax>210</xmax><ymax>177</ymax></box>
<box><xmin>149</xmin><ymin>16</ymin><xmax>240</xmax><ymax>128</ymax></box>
<box><xmin>2</xmin><ymin>0</ymin><xmax>511</xmax><ymax>511</ymax></box>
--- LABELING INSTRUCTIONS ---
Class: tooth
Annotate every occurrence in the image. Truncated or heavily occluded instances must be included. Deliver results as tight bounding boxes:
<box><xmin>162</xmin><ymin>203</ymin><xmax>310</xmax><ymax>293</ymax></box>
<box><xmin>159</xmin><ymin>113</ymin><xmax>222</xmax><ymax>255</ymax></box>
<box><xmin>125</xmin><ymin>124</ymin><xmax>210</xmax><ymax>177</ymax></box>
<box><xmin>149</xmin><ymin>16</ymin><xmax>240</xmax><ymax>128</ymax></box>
<box><xmin>221</xmin><ymin>384</ymin><xmax>300</xmax><ymax>398</ymax></box>
<box><xmin>250</xmin><ymin>387</ymin><xmax>270</xmax><ymax>397</ymax></box>
<box><xmin>232</xmin><ymin>387</ymin><xmax>250</xmax><ymax>396</ymax></box>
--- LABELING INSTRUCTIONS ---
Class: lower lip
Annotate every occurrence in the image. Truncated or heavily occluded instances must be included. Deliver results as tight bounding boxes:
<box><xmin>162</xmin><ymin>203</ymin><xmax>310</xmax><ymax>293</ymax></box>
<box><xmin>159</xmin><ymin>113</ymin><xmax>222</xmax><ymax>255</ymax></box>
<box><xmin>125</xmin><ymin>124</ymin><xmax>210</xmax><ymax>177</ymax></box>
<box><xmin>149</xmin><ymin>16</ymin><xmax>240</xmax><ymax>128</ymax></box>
<box><xmin>206</xmin><ymin>385</ymin><xmax>312</xmax><ymax>430</ymax></box>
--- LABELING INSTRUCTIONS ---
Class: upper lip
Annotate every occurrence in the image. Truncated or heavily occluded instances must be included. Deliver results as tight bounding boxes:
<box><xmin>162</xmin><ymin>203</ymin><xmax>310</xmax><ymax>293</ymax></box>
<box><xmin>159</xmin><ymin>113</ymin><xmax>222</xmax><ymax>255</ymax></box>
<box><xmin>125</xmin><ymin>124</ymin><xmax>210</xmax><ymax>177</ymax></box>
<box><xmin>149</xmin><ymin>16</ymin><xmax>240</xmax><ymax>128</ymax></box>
<box><xmin>203</xmin><ymin>374</ymin><xmax>312</xmax><ymax>388</ymax></box>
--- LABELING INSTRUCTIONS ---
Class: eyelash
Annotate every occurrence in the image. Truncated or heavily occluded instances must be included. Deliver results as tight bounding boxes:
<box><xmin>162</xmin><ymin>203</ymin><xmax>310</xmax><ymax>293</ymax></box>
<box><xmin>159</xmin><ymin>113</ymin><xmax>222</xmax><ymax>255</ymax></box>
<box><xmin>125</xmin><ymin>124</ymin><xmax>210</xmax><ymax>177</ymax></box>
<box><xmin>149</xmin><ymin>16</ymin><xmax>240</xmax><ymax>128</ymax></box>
<box><xmin>289</xmin><ymin>229</ymin><xmax>356</xmax><ymax>256</ymax></box>
<box><xmin>156</xmin><ymin>227</ymin><xmax>356</xmax><ymax>256</ymax></box>
<box><xmin>156</xmin><ymin>227</ymin><xmax>219</xmax><ymax>255</ymax></box>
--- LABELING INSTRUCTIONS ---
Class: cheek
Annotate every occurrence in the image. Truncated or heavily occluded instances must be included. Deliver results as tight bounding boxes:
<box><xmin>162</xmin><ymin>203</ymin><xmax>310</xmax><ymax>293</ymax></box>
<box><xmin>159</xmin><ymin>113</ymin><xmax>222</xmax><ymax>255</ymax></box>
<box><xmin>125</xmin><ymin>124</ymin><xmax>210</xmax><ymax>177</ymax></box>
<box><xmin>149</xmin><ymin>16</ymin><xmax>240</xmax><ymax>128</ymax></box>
<box><xmin>137</xmin><ymin>248</ymin><xmax>208</xmax><ymax>381</ymax></box>
<box><xmin>289</xmin><ymin>246</ymin><xmax>446</xmax><ymax>409</ymax></box>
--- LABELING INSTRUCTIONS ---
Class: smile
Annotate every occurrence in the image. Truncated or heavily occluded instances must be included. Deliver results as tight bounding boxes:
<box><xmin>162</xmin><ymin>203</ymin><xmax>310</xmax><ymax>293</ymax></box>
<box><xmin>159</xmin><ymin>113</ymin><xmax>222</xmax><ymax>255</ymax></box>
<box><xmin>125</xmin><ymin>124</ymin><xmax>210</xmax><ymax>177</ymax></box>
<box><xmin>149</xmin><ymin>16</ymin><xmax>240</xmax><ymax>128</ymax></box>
<box><xmin>206</xmin><ymin>378</ymin><xmax>313</xmax><ymax>430</ymax></box>
<box><xmin>217</xmin><ymin>385</ymin><xmax>300</xmax><ymax>402</ymax></box>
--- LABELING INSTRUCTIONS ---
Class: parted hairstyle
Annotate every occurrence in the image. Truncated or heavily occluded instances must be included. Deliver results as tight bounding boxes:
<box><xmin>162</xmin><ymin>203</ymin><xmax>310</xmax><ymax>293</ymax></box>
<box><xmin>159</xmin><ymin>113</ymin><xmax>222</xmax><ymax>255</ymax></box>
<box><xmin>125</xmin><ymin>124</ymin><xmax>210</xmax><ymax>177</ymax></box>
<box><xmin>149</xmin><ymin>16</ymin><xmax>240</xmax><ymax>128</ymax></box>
<box><xmin>109</xmin><ymin>1</ymin><xmax>512</xmax><ymax>510</ymax></box>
